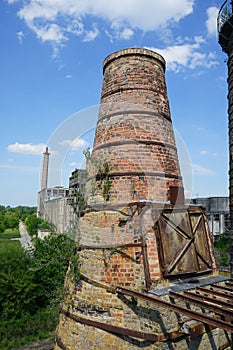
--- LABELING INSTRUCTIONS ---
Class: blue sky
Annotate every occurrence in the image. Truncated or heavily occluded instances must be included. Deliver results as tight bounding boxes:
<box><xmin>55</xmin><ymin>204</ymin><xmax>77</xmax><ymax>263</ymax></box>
<box><xmin>0</xmin><ymin>0</ymin><xmax>229</xmax><ymax>207</ymax></box>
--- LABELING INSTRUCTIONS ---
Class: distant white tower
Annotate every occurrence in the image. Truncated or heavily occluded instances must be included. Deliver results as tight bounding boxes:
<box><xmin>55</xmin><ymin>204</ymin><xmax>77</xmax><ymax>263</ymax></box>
<box><xmin>41</xmin><ymin>146</ymin><xmax>50</xmax><ymax>190</ymax></box>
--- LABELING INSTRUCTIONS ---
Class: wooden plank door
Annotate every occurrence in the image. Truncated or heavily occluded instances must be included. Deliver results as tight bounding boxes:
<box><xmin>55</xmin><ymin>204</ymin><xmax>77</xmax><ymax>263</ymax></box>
<box><xmin>156</xmin><ymin>207</ymin><xmax>213</xmax><ymax>277</ymax></box>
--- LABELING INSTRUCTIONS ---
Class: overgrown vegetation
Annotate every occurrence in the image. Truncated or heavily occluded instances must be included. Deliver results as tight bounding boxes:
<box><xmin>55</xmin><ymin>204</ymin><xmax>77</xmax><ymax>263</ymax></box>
<box><xmin>25</xmin><ymin>215</ymin><xmax>54</xmax><ymax>237</ymax></box>
<box><xmin>83</xmin><ymin>148</ymin><xmax>112</xmax><ymax>201</ymax></box>
<box><xmin>214</xmin><ymin>231</ymin><xmax>231</xmax><ymax>267</ymax></box>
<box><xmin>0</xmin><ymin>205</ymin><xmax>36</xmax><ymax>233</ymax></box>
<box><xmin>0</xmin><ymin>205</ymin><xmax>77</xmax><ymax>349</ymax></box>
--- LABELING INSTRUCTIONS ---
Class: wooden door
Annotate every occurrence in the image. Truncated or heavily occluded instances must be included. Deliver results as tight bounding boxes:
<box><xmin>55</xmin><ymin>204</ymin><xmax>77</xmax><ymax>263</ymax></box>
<box><xmin>156</xmin><ymin>207</ymin><xmax>214</xmax><ymax>277</ymax></box>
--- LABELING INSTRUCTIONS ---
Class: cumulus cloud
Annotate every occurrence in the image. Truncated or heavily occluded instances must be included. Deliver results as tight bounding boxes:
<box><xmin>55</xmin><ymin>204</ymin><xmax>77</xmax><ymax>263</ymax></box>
<box><xmin>206</xmin><ymin>7</ymin><xmax>218</xmax><ymax>37</ymax></box>
<box><xmin>192</xmin><ymin>163</ymin><xmax>215</xmax><ymax>176</ymax></box>
<box><xmin>7</xmin><ymin>0</ymin><xmax>194</xmax><ymax>49</ymax></box>
<box><xmin>7</xmin><ymin>142</ymin><xmax>46</xmax><ymax>155</ymax></box>
<box><xmin>146</xmin><ymin>36</ymin><xmax>218</xmax><ymax>72</ymax></box>
<box><xmin>59</xmin><ymin>138</ymin><xmax>88</xmax><ymax>150</ymax></box>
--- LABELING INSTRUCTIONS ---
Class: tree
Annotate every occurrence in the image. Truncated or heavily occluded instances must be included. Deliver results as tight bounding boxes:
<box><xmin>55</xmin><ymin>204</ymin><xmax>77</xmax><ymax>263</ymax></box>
<box><xmin>31</xmin><ymin>234</ymin><xmax>77</xmax><ymax>306</ymax></box>
<box><xmin>0</xmin><ymin>234</ymin><xmax>77</xmax><ymax>348</ymax></box>
<box><xmin>24</xmin><ymin>215</ymin><xmax>54</xmax><ymax>237</ymax></box>
<box><xmin>3</xmin><ymin>213</ymin><xmax>19</xmax><ymax>230</ymax></box>
<box><xmin>214</xmin><ymin>231</ymin><xmax>231</xmax><ymax>267</ymax></box>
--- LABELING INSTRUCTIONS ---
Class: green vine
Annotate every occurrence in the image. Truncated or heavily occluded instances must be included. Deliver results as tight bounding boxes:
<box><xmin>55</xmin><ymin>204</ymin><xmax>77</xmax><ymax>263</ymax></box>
<box><xmin>102</xmin><ymin>247</ymin><xmax>118</xmax><ymax>267</ymax></box>
<box><xmin>69</xmin><ymin>249</ymin><xmax>80</xmax><ymax>282</ymax></box>
<box><xmin>76</xmin><ymin>189</ymin><xmax>87</xmax><ymax>217</ymax></box>
<box><xmin>96</xmin><ymin>161</ymin><xmax>112</xmax><ymax>201</ymax></box>
<box><xmin>83</xmin><ymin>149</ymin><xmax>112</xmax><ymax>201</ymax></box>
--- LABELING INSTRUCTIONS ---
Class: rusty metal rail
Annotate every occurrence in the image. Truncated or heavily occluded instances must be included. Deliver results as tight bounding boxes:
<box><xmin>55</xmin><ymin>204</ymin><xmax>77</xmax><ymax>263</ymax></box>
<box><xmin>60</xmin><ymin>308</ymin><xmax>186</xmax><ymax>342</ymax></box>
<box><xmin>79</xmin><ymin>242</ymin><xmax>142</xmax><ymax>250</ymax></box>
<box><xmin>116</xmin><ymin>286</ymin><xmax>233</xmax><ymax>333</ymax></box>
<box><xmin>57</xmin><ymin>274</ymin><xmax>233</xmax><ymax>350</ymax></box>
<box><xmin>169</xmin><ymin>290</ymin><xmax>233</xmax><ymax>319</ymax></box>
<box><xmin>80</xmin><ymin>274</ymin><xmax>233</xmax><ymax>334</ymax></box>
<box><xmin>196</xmin><ymin>286</ymin><xmax>233</xmax><ymax>301</ymax></box>
<box><xmin>185</xmin><ymin>290</ymin><xmax>233</xmax><ymax>311</ymax></box>
<box><xmin>208</xmin><ymin>284</ymin><xmax>233</xmax><ymax>293</ymax></box>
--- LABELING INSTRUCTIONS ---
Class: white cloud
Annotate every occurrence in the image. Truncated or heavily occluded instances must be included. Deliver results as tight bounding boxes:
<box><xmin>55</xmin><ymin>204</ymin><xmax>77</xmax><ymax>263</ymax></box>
<box><xmin>65</xmin><ymin>74</ymin><xmax>71</xmax><ymax>79</ymax></box>
<box><xmin>69</xmin><ymin>161</ymin><xmax>80</xmax><ymax>167</ymax></box>
<box><xmin>206</xmin><ymin>7</ymin><xmax>218</xmax><ymax>37</ymax></box>
<box><xmin>146</xmin><ymin>36</ymin><xmax>218</xmax><ymax>72</ymax></box>
<box><xmin>7</xmin><ymin>142</ymin><xmax>46</xmax><ymax>155</ymax></box>
<box><xmin>11</xmin><ymin>0</ymin><xmax>194</xmax><ymax>48</ymax></box>
<box><xmin>118</xmin><ymin>28</ymin><xmax>134</xmax><ymax>40</ymax></box>
<box><xmin>192</xmin><ymin>163</ymin><xmax>215</xmax><ymax>176</ymax></box>
<box><xmin>16</xmin><ymin>31</ymin><xmax>24</xmax><ymax>44</ymax></box>
<box><xmin>33</xmin><ymin>23</ymin><xmax>68</xmax><ymax>43</ymax></box>
<box><xmin>59</xmin><ymin>138</ymin><xmax>88</xmax><ymax>150</ymax></box>
<box><xmin>83</xmin><ymin>26</ymin><xmax>99</xmax><ymax>42</ymax></box>
<box><xmin>0</xmin><ymin>164</ymin><xmax>39</xmax><ymax>171</ymax></box>
<box><xmin>0</xmin><ymin>164</ymin><xmax>16</xmax><ymax>169</ymax></box>
<box><xmin>200</xmin><ymin>150</ymin><xmax>208</xmax><ymax>155</ymax></box>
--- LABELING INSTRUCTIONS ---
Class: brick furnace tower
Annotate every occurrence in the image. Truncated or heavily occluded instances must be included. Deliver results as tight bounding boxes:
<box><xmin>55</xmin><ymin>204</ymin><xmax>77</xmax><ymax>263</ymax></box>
<box><xmin>86</xmin><ymin>48</ymin><xmax>184</xmax><ymax>206</ymax></box>
<box><xmin>55</xmin><ymin>49</ymin><xmax>232</xmax><ymax>350</ymax></box>
<box><xmin>218</xmin><ymin>0</ymin><xmax>233</xmax><ymax>277</ymax></box>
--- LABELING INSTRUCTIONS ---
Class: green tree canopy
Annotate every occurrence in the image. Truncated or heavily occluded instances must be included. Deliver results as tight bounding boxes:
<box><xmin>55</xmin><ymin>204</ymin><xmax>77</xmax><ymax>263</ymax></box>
<box><xmin>0</xmin><ymin>234</ymin><xmax>77</xmax><ymax>348</ymax></box>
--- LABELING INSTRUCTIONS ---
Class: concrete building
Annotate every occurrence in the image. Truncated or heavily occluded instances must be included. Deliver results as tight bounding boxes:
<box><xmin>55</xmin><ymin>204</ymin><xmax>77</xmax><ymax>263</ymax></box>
<box><xmin>37</xmin><ymin>186</ymin><xmax>73</xmax><ymax>233</ymax></box>
<box><xmin>191</xmin><ymin>197</ymin><xmax>230</xmax><ymax>240</ymax></box>
<box><xmin>37</xmin><ymin>147</ymin><xmax>78</xmax><ymax>233</ymax></box>
<box><xmin>67</xmin><ymin>169</ymin><xmax>87</xmax><ymax>213</ymax></box>
<box><xmin>37</xmin><ymin>154</ymin><xmax>87</xmax><ymax>233</ymax></box>
<box><xmin>55</xmin><ymin>48</ymin><xmax>232</xmax><ymax>350</ymax></box>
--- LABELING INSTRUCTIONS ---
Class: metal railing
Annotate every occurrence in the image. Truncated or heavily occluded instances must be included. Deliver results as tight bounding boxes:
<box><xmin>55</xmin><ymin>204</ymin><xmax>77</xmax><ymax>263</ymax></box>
<box><xmin>218</xmin><ymin>0</ymin><xmax>233</xmax><ymax>33</ymax></box>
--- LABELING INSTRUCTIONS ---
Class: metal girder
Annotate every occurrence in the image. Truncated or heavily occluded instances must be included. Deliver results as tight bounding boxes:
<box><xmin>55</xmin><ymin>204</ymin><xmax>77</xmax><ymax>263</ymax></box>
<box><xmin>60</xmin><ymin>308</ymin><xmax>186</xmax><ymax>342</ymax></box>
<box><xmin>184</xmin><ymin>290</ymin><xmax>233</xmax><ymax>310</ymax></box>
<box><xmin>169</xmin><ymin>290</ymin><xmax>233</xmax><ymax>319</ymax></box>
<box><xmin>116</xmin><ymin>286</ymin><xmax>233</xmax><ymax>333</ymax></box>
<box><xmin>196</xmin><ymin>286</ymin><xmax>233</xmax><ymax>301</ymax></box>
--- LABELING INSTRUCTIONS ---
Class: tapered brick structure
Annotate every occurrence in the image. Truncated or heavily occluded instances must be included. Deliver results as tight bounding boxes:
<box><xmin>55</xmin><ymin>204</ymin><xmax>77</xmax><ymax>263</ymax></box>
<box><xmin>55</xmin><ymin>49</ymin><xmax>230</xmax><ymax>350</ymax></box>
<box><xmin>86</xmin><ymin>48</ymin><xmax>183</xmax><ymax>206</ymax></box>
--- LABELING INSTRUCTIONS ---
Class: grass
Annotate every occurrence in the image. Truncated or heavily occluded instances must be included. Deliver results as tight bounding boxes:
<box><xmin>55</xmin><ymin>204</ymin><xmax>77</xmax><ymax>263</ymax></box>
<box><xmin>0</xmin><ymin>228</ymin><xmax>20</xmax><ymax>240</ymax></box>
<box><xmin>0</xmin><ymin>239</ymin><xmax>21</xmax><ymax>254</ymax></box>
<box><xmin>0</xmin><ymin>307</ymin><xmax>58</xmax><ymax>350</ymax></box>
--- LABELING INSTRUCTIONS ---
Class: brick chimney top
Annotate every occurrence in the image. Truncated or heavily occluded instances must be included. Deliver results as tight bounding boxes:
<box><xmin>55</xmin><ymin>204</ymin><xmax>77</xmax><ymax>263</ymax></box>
<box><xmin>103</xmin><ymin>47</ymin><xmax>166</xmax><ymax>74</ymax></box>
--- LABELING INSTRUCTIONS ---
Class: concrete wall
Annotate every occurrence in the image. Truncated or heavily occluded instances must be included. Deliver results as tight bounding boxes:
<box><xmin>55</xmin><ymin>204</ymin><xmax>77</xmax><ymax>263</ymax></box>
<box><xmin>191</xmin><ymin>197</ymin><xmax>230</xmax><ymax>238</ymax></box>
<box><xmin>37</xmin><ymin>188</ymin><xmax>77</xmax><ymax>233</ymax></box>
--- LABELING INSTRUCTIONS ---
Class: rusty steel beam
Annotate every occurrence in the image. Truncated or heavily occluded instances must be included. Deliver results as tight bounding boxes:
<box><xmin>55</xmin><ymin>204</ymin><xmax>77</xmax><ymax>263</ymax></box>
<box><xmin>225</xmin><ymin>281</ymin><xmax>233</xmax><ymax>288</ymax></box>
<box><xmin>169</xmin><ymin>291</ymin><xmax>233</xmax><ymax>319</ymax></box>
<box><xmin>141</xmin><ymin>236</ymin><xmax>152</xmax><ymax>290</ymax></box>
<box><xmin>209</xmin><ymin>284</ymin><xmax>233</xmax><ymax>294</ymax></box>
<box><xmin>79</xmin><ymin>242</ymin><xmax>143</xmax><ymax>250</ymax></box>
<box><xmin>196</xmin><ymin>286</ymin><xmax>233</xmax><ymax>302</ymax></box>
<box><xmin>185</xmin><ymin>290</ymin><xmax>233</xmax><ymax>310</ymax></box>
<box><xmin>60</xmin><ymin>308</ymin><xmax>186</xmax><ymax>342</ymax></box>
<box><xmin>116</xmin><ymin>287</ymin><xmax>233</xmax><ymax>333</ymax></box>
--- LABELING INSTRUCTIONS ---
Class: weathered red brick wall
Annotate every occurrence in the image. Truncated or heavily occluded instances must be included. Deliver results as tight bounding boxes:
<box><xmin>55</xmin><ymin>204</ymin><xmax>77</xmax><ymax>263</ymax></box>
<box><xmin>86</xmin><ymin>48</ymin><xmax>183</xmax><ymax>205</ymax></box>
